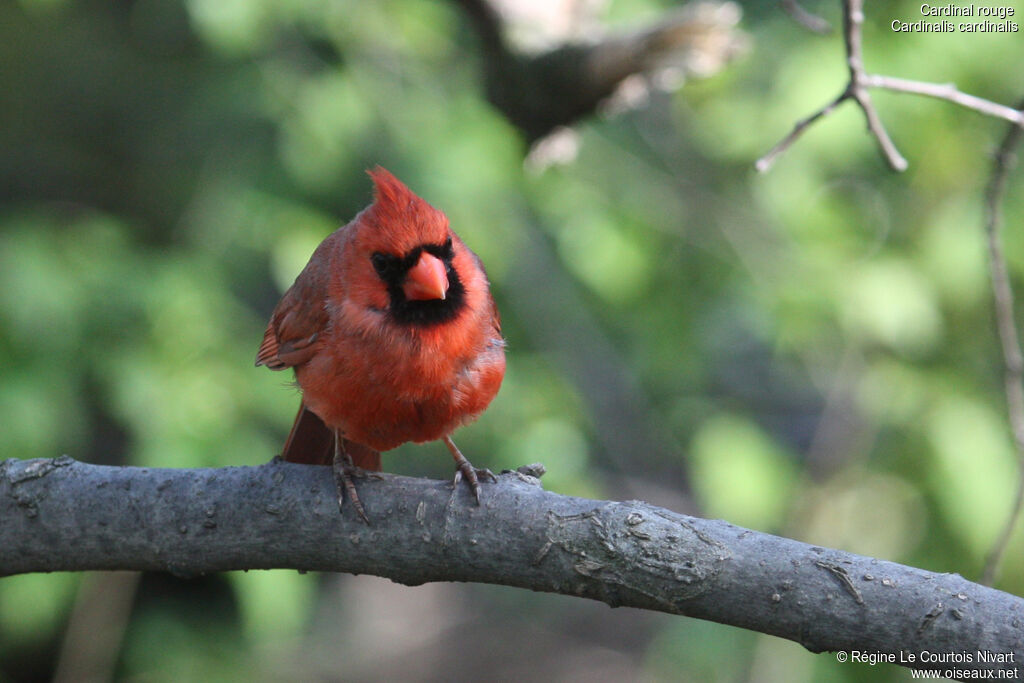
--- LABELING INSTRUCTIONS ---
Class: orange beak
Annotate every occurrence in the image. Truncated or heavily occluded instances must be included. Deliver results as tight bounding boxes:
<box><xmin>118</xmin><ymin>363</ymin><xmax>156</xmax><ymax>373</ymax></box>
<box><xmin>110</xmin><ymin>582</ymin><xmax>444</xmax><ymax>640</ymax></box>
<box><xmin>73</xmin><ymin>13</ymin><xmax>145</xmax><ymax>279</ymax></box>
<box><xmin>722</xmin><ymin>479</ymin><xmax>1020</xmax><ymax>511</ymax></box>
<box><xmin>403</xmin><ymin>251</ymin><xmax>449</xmax><ymax>301</ymax></box>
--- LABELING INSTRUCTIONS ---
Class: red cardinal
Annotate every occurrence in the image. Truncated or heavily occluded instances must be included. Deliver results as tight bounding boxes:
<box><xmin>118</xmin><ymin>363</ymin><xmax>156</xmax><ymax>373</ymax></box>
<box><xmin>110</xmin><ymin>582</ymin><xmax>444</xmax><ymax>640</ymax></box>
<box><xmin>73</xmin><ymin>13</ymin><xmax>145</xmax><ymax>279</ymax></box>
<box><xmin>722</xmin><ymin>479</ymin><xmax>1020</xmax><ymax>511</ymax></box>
<box><xmin>256</xmin><ymin>168</ymin><xmax>506</xmax><ymax>521</ymax></box>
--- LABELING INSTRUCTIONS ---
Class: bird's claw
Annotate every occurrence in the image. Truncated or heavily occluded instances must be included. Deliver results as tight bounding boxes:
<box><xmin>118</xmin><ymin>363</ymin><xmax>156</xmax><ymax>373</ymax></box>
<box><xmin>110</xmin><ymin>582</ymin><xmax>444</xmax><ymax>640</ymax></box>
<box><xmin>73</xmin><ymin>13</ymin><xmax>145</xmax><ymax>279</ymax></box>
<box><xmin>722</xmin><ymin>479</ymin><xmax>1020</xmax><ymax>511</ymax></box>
<box><xmin>333</xmin><ymin>438</ymin><xmax>370</xmax><ymax>524</ymax></box>
<box><xmin>452</xmin><ymin>465</ymin><xmax>496</xmax><ymax>504</ymax></box>
<box><xmin>443</xmin><ymin>435</ymin><xmax>493</xmax><ymax>506</ymax></box>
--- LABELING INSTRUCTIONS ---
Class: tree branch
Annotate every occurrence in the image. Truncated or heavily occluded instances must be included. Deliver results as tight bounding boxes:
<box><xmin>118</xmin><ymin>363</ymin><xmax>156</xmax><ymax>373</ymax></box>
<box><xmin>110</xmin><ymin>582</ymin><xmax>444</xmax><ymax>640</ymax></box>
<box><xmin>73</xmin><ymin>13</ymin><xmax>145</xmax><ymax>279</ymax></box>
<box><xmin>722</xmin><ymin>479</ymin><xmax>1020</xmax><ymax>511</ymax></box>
<box><xmin>839</xmin><ymin>0</ymin><xmax>908</xmax><ymax>171</ymax></box>
<box><xmin>757</xmin><ymin>0</ymin><xmax>1023</xmax><ymax>172</ymax></box>
<box><xmin>862</xmin><ymin>75</ymin><xmax>1024</xmax><ymax>127</ymax></box>
<box><xmin>755</xmin><ymin>88</ymin><xmax>849</xmax><ymax>173</ymax></box>
<box><xmin>981</xmin><ymin>97</ymin><xmax>1024</xmax><ymax>586</ymax></box>
<box><xmin>780</xmin><ymin>0</ymin><xmax>833</xmax><ymax>35</ymax></box>
<box><xmin>3</xmin><ymin>457</ymin><xmax>1022</xmax><ymax>678</ymax></box>
<box><xmin>454</xmin><ymin>0</ymin><xmax>747</xmax><ymax>148</ymax></box>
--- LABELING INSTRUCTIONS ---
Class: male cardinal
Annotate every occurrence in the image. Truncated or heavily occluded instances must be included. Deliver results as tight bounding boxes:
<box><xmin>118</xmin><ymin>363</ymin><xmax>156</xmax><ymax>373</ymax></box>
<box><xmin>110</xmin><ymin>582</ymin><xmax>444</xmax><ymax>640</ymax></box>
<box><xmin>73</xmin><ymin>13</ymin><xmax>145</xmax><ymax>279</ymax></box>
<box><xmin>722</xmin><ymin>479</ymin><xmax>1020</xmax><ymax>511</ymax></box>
<box><xmin>256</xmin><ymin>168</ymin><xmax>506</xmax><ymax>521</ymax></box>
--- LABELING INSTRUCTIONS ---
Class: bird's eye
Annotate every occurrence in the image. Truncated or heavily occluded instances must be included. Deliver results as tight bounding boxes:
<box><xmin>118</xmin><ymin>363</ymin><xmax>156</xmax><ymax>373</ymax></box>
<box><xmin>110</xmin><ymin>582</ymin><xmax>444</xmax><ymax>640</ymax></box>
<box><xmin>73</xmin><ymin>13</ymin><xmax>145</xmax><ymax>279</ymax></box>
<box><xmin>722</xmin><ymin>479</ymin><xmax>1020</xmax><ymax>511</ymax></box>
<box><xmin>371</xmin><ymin>252</ymin><xmax>393</xmax><ymax>277</ymax></box>
<box><xmin>443</xmin><ymin>236</ymin><xmax>453</xmax><ymax>255</ymax></box>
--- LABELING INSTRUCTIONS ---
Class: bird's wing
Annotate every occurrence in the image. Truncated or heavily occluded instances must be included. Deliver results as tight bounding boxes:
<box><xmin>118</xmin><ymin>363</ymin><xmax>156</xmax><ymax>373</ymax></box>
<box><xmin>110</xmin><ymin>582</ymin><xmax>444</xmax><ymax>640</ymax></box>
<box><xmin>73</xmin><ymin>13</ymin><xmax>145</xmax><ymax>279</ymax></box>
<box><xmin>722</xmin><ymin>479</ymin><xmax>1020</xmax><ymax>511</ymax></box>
<box><xmin>487</xmin><ymin>289</ymin><xmax>502</xmax><ymax>339</ymax></box>
<box><xmin>255</xmin><ymin>245</ymin><xmax>333</xmax><ymax>370</ymax></box>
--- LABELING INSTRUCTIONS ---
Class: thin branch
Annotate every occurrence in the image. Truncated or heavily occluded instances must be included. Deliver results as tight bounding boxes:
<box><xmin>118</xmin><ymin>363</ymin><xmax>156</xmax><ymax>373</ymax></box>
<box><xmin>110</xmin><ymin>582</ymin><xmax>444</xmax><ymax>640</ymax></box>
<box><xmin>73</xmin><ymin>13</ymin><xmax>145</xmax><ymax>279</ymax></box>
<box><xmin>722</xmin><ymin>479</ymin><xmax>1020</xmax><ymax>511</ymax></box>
<box><xmin>2</xmin><ymin>457</ymin><xmax>1023</xmax><ymax>679</ymax></box>
<box><xmin>757</xmin><ymin>0</ymin><xmax>1023</xmax><ymax>172</ymax></box>
<box><xmin>840</xmin><ymin>0</ymin><xmax>907</xmax><ymax>171</ymax></box>
<box><xmin>851</xmin><ymin>87</ymin><xmax>908</xmax><ymax>171</ymax></box>
<box><xmin>755</xmin><ymin>89</ymin><xmax>848</xmax><ymax>172</ymax></box>
<box><xmin>780</xmin><ymin>0</ymin><xmax>832</xmax><ymax>34</ymax></box>
<box><xmin>981</xmin><ymin>97</ymin><xmax>1024</xmax><ymax>586</ymax></box>
<box><xmin>863</xmin><ymin>75</ymin><xmax>1024</xmax><ymax>127</ymax></box>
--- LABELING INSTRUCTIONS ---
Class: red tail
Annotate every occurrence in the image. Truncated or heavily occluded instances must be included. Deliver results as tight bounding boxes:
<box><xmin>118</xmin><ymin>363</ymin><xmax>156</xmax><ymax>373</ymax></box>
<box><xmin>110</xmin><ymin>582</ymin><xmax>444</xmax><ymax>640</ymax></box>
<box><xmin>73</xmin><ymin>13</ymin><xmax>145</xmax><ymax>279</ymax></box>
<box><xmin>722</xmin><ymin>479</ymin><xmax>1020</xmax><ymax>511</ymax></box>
<box><xmin>282</xmin><ymin>403</ymin><xmax>382</xmax><ymax>471</ymax></box>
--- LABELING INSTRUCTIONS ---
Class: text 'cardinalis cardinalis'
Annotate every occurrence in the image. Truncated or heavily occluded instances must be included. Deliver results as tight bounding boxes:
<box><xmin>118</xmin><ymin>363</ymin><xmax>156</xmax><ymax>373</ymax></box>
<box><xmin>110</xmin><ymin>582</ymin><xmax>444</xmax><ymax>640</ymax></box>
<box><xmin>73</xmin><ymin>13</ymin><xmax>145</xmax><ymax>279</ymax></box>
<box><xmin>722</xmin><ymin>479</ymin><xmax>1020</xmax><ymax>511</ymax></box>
<box><xmin>256</xmin><ymin>167</ymin><xmax>506</xmax><ymax>521</ymax></box>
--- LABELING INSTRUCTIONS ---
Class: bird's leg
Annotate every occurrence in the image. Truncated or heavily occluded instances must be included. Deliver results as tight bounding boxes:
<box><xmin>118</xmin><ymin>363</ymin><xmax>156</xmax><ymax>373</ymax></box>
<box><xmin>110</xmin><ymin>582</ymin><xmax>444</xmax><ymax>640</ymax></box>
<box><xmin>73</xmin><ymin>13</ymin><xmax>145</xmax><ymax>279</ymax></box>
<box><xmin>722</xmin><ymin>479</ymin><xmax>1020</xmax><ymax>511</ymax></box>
<box><xmin>443</xmin><ymin>435</ymin><xmax>496</xmax><ymax>505</ymax></box>
<box><xmin>333</xmin><ymin>431</ymin><xmax>369</xmax><ymax>524</ymax></box>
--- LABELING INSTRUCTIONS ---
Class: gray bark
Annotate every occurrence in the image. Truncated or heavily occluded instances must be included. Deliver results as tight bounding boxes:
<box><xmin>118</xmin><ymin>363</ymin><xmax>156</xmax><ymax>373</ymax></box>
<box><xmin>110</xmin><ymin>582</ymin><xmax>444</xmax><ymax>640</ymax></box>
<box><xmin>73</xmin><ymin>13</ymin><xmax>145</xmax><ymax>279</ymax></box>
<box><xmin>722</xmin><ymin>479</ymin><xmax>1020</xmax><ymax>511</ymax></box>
<box><xmin>2</xmin><ymin>456</ymin><xmax>1022</xmax><ymax>679</ymax></box>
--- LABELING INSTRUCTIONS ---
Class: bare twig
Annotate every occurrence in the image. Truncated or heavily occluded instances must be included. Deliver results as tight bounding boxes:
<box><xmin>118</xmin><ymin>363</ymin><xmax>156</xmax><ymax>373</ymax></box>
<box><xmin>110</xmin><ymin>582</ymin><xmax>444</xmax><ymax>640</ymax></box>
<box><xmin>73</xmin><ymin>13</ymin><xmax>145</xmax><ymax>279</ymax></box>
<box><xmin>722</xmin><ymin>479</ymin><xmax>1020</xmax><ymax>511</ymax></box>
<box><xmin>839</xmin><ymin>0</ymin><xmax>907</xmax><ymax>170</ymax></box>
<box><xmin>780</xmin><ymin>0</ymin><xmax>832</xmax><ymax>34</ymax></box>
<box><xmin>2</xmin><ymin>456</ymin><xmax>1023</xmax><ymax>678</ymax></box>
<box><xmin>757</xmin><ymin>0</ymin><xmax>905</xmax><ymax>171</ymax></box>
<box><xmin>981</xmin><ymin>97</ymin><xmax>1024</xmax><ymax>586</ymax></box>
<box><xmin>863</xmin><ymin>75</ymin><xmax>1024</xmax><ymax>127</ymax></box>
<box><xmin>757</xmin><ymin>0</ymin><xmax>1023</xmax><ymax>172</ymax></box>
<box><xmin>755</xmin><ymin>89</ymin><xmax>848</xmax><ymax>172</ymax></box>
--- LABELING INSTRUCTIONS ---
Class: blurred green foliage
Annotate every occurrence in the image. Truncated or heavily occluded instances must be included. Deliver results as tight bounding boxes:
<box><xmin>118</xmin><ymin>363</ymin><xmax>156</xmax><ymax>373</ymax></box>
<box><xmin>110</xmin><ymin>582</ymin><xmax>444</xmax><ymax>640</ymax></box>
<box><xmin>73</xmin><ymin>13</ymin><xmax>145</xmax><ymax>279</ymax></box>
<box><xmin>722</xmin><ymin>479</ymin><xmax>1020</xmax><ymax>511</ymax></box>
<box><xmin>2</xmin><ymin>0</ymin><xmax>1023</xmax><ymax>680</ymax></box>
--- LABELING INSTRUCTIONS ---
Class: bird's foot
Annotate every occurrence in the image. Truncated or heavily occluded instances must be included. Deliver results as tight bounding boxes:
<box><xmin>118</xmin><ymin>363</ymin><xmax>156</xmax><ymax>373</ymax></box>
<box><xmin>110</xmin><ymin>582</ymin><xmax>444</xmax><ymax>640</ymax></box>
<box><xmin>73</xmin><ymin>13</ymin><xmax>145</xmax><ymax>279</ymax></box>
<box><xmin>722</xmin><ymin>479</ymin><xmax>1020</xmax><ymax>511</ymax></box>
<box><xmin>333</xmin><ymin>437</ymin><xmax>370</xmax><ymax>524</ymax></box>
<box><xmin>443</xmin><ymin>435</ymin><xmax>495</xmax><ymax>505</ymax></box>
<box><xmin>452</xmin><ymin>465</ymin><xmax>497</xmax><ymax>504</ymax></box>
